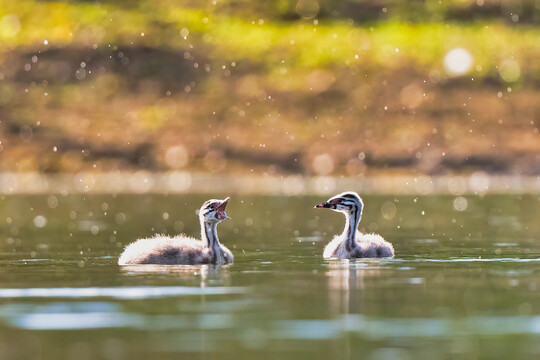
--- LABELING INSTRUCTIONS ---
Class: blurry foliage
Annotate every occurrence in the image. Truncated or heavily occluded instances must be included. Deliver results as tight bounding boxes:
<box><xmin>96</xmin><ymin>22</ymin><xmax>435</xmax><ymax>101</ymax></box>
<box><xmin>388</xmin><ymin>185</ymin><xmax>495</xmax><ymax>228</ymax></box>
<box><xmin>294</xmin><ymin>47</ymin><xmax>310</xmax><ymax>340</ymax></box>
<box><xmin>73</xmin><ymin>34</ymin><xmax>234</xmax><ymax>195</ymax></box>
<box><xmin>2</xmin><ymin>1</ymin><xmax>540</xmax><ymax>72</ymax></box>
<box><xmin>0</xmin><ymin>0</ymin><xmax>539</xmax><ymax>175</ymax></box>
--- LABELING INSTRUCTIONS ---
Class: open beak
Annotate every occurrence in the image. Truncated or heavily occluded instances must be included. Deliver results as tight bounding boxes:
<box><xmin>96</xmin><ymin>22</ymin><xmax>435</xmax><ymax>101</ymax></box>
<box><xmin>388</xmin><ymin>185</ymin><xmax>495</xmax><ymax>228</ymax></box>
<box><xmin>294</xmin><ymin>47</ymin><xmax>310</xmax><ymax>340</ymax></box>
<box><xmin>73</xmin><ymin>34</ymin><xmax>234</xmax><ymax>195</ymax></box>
<box><xmin>314</xmin><ymin>201</ymin><xmax>335</xmax><ymax>209</ymax></box>
<box><xmin>217</xmin><ymin>197</ymin><xmax>231</xmax><ymax>220</ymax></box>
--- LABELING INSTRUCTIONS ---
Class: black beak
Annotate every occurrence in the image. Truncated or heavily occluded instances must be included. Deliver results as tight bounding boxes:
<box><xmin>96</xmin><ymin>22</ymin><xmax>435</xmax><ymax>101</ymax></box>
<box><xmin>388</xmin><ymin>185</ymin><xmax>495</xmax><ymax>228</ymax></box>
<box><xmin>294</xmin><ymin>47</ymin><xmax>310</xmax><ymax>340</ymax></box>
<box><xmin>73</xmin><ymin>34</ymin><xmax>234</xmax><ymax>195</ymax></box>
<box><xmin>314</xmin><ymin>202</ymin><xmax>335</xmax><ymax>209</ymax></box>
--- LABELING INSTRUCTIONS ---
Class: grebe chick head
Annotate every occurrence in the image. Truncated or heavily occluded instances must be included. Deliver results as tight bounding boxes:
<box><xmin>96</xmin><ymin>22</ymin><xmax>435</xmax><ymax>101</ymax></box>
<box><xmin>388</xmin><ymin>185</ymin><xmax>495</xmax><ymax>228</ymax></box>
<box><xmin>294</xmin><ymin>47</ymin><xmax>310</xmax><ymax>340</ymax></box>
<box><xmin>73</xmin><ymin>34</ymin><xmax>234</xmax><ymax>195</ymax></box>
<box><xmin>314</xmin><ymin>191</ymin><xmax>363</xmax><ymax>214</ymax></box>
<box><xmin>199</xmin><ymin>197</ymin><xmax>231</xmax><ymax>223</ymax></box>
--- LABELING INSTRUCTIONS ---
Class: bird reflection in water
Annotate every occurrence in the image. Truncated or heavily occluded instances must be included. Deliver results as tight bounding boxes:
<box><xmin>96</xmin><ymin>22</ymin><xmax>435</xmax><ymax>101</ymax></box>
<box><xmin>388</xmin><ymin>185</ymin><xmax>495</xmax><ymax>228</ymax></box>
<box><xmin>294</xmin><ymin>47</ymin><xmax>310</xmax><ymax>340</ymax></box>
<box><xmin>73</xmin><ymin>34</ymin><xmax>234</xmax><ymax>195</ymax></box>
<box><xmin>119</xmin><ymin>264</ymin><xmax>231</xmax><ymax>288</ymax></box>
<box><xmin>326</xmin><ymin>260</ymin><xmax>383</xmax><ymax>359</ymax></box>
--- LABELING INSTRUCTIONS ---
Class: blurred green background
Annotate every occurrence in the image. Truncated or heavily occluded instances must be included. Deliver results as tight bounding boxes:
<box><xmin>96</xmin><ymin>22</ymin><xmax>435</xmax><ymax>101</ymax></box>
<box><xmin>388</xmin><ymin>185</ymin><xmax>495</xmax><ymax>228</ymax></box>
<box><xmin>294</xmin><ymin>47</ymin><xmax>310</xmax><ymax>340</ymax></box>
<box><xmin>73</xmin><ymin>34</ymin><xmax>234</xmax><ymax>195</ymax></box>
<box><xmin>1</xmin><ymin>0</ymin><xmax>539</xmax><ymax>177</ymax></box>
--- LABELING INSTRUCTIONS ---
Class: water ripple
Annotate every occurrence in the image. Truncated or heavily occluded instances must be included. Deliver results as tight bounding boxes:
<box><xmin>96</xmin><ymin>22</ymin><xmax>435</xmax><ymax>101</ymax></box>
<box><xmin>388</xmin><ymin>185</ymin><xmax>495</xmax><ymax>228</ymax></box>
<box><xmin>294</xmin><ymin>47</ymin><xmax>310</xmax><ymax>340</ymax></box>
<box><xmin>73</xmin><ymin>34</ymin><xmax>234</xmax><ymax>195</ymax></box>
<box><xmin>0</xmin><ymin>286</ymin><xmax>247</xmax><ymax>299</ymax></box>
<box><xmin>420</xmin><ymin>257</ymin><xmax>540</xmax><ymax>263</ymax></box>
<box><xmin>274</xmin><ymin>314</ymin><xmax>540</xmax><ymax>339</ymax></box>
<box><xmin>4</xmin><ymin>307</ymin><xmax>540</xmax><ymax>336</ymax></box>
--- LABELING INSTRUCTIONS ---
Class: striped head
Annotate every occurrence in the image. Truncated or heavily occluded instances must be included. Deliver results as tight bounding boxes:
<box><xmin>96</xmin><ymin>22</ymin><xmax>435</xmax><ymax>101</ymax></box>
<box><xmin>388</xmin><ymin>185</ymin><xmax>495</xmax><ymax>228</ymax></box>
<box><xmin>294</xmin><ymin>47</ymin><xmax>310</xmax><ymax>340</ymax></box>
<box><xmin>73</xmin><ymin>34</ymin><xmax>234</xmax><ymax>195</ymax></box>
<box><xmin>314</xmin><ymin>191</ymin><xmax>364</xmax><ymax>214</ymax></box>
<box><xmin>199</xmin><ymin>197</ymin><xmax>231</xmax><ymax>223</ymax></box>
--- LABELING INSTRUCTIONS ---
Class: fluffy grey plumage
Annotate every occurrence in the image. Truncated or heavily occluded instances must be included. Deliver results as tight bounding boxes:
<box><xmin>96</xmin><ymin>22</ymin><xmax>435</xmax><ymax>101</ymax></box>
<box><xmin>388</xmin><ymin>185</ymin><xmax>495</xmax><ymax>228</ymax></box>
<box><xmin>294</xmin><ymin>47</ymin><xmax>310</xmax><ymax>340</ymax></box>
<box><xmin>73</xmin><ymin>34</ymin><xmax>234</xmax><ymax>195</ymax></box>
<box><xmin>118</xmin><ymin>198</ymin><xmax>234</xmax><ymax>265</ymax></box>
<box><xmin>118</xmin><ymin>234</ymin><xmax>233</xmax><ymax>265</ymax></box>
<box><xmin>315</xmin><ymin>191</ymin><xmax>394</xmax><ymax>259</ymax></box>
<box><xmin>323</xmin><ymin>231</ymin><xmax>394</xmax><ymax>259</ymax></box>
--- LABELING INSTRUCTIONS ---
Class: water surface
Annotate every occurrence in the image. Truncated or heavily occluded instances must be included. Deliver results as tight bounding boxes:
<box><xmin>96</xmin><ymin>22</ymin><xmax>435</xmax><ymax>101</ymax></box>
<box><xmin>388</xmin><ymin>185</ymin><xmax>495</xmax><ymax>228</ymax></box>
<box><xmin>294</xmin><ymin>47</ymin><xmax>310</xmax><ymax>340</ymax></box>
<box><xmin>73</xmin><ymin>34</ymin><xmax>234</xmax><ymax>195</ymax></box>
<box><xmin>1</xmin><ymin>194</ymin><xmax>540</xmax><ymax>359</ymax></box>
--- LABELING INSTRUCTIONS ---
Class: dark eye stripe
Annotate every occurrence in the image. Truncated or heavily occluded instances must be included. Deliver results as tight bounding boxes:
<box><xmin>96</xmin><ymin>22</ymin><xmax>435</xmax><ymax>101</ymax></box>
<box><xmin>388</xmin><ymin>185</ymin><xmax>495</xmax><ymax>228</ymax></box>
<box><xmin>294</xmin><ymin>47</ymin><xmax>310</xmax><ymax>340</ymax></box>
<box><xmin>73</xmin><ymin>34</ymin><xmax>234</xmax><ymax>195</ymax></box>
<box><xmin>203</xmin><ymin>203</ymin><xmax>220</xmax><ymax>214</ymax></box>
<box><xmin>338</xmin><ymin>199</ymin><xmax>361</xmax><ymax>208</ymax></box>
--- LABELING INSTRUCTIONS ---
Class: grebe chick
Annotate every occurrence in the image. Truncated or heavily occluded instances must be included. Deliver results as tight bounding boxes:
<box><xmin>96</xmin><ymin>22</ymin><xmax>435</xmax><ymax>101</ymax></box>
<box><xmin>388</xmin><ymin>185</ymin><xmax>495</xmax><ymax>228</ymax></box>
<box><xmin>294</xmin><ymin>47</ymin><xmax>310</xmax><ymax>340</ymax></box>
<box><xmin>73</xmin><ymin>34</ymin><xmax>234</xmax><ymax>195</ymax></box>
<box><xmin>118</xmin><ymin>197</ymin><xmax>234</xmax><ymax>265</ymax></box>
<box><xmin>314</xmin><ymin>192</ymin><xmax>394</xmax><ymax>259</ymax></box>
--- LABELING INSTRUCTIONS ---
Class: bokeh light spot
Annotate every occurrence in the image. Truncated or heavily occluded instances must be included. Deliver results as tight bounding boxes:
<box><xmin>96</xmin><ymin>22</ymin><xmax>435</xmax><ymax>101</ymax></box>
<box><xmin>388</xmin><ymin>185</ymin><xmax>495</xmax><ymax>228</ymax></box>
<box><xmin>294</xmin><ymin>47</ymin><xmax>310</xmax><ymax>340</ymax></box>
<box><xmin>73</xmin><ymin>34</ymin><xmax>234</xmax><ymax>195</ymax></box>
<box><xmin>312</xmin><ymin>153</ymin><xmax>334</xmax><ymax>175</ymax></box>
<box><xmin>444</xmin><ymin>48</ymin><xmax>473</xmax><ymax>76</ymax></box>
<box><xmin>453</xmin><ymin>197</ymin><xmax>468</xmax><ymax>211</ymax></box>
<box><xmin>499</xmin><ymin>59</ymin><xmax>521</xmax><ymax>82</ymax></box>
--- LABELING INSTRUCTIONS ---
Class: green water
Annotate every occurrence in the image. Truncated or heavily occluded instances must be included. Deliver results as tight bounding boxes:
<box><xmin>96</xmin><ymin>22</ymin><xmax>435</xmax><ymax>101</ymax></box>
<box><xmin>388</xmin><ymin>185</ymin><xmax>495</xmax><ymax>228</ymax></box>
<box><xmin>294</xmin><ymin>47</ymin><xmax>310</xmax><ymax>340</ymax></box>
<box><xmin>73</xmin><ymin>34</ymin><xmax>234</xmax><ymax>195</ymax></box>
<box><xmin>1</xmin><ymin>194</ymin><xmax>540</xmax><ymax>359</ymax></box>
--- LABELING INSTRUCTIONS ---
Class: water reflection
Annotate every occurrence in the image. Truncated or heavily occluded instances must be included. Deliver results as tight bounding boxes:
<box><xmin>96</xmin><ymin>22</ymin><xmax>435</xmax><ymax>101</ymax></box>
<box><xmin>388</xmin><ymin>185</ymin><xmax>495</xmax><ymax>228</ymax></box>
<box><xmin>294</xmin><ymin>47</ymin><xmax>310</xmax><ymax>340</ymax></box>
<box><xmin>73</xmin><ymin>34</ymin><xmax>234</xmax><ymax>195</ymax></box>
<box><xmin>0</xmin><ymin>194</ymin><xmax>540</xmax><ymax>359</ymax></box>
<box><xmin>325</xmin><ymin>260</ymin><xmax>383</xmax><ymax>360</ymax></box>
<box><xmin>274</xmin><ymin>314</ymin><xmax>540</xmax><ymax>338</ymax></box>
<box><xmin>120</xmin><ymin>264</ymin><xmax>232</xmax><ymax>287</ymax></box>
<box><xmin>326</xmin><ymin>260</ymin><xmax>384</xmax><ymax>316</ymax></box>
<box><xmin>4</xmin><ymin>300</ymin><xmax>540</xmax><ymax>337</ymax></box>
<box><xmin>326</xmin><ymin>261</ymin><xmax>386</xmax><ymax>290</ymax></box>
<box><xmin>420</xmin><ymin>257</ymin><xmax>540</xmax><ymax>263</ymax></box>
<box><xmin>0</xmin><ymin>285</ymin><xmax>246</xmax><ymax>299</ymax></box>
<box><xmin>1</xmin><ymin>302</ymin><xmax>237</xmax><ymax>331</ymax></box>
